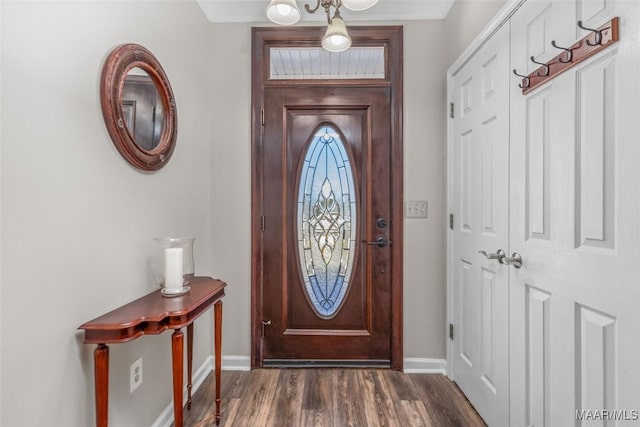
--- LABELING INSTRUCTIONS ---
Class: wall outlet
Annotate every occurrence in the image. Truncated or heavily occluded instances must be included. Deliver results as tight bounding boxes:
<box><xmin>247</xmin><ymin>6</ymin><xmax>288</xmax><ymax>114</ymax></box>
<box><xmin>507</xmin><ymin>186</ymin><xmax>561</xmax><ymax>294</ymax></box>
<box><xmin>130</xmin><ymin>357</ymin><xmax>143</xmax><ymax>393</ymax></box>
<box><xmin>405</xmin><ymin>201</ymin><xmax>428</xmax><ymax>218</ymax></box>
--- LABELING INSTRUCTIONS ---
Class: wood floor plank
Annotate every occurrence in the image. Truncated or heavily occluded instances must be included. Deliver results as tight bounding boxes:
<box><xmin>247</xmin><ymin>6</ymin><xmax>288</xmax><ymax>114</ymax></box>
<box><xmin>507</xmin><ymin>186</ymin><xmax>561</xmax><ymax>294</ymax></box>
<box><xmin>212</xmin><ymin>398</ymin><xmax>241</xmax><ymax>427</ymax></box>
<box><xmin>395</xmin><ymin>400</ymin><xmax>435</xmax><ymax>427</ymax></box>
<box><xmin>183</xmin><ymin>369</ymin><xmax>486</xmax><ymax>427</ymax></box>
<box><xmin>264</xmin><ymin>369</ymin><xmax>305</xmax><ymax>426</ymax></box>
<box><xmin>301</xmin><ymin>369</ymin><xmax>334</xmax><ymax>427</ymax></box>
<box><xmin>357</xmin><ymin>369</ymin><xmax>401</xmax><ymax>427</ymax></box>
<box><xmin>182</xmin><ymin>371</ymin><xmax>238</xmax><ymax>426</ymax></box>
<box><xmin>432</xmin><ymin>374</ymin><xmax>487</xmax><ymax>427</ymax></box>
<box><xmin>228</xmin><ymin>369</ymin><xmax>279</xmax><ymax>427</ymax></box>
<box><xmin>223</xmin><ymin>370</ymin><xmax>250</xmax><ymax>399</ymax></box>
<box><xmin>301</xmin><ymin>408</ymin><xmax>333</xmax><ymax>427</ymax></box>
<box><xmin>410</xmin><ymin>374</ymin><xmax>487</xmax><ymax>427</ymax></box>
<box><xmin>381</xmin><ymin>369</ymin><xmax>420</xmax><ymax>401</ymax></box>
<box><xmin>330</xmin><ymin>369</ymin><xmax>367</xmax><ymax>427</ymax></box>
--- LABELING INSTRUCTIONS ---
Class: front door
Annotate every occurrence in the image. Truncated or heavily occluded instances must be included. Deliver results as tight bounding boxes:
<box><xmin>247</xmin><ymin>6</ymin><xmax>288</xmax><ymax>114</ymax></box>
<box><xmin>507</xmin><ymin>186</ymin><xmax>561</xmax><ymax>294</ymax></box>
<box><xmin>259</xmin><ymin>86</ymin><xmax>394</xmax><ymax>365</ymax></box>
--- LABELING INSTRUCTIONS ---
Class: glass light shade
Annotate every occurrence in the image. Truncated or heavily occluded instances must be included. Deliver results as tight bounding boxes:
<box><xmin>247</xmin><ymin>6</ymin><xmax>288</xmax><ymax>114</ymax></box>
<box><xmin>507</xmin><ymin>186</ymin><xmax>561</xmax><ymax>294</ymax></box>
<box><xmin>322</xmin><ymin>15</ymin><xmax>352</xmax><ymax>52</ymax></box>
<box><xmin>153</xmin><ymin>237</ymin><xmax>195</xmax><ymax>289</ymax></box>
<box><xmin>341</xmin><ymin>0</ymin><xmax>378</xmax><ymax>11</ymax></box>
<box><xmin>266</xmin><ymin>0</ymin><xmax>301</xmax><ymax>25</ymax></box>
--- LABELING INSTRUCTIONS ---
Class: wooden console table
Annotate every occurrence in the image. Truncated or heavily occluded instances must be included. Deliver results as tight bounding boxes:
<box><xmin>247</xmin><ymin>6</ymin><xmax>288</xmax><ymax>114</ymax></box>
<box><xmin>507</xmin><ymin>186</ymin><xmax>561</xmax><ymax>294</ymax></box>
<box><xmin>79</xmin><ymin>277</ymin><xmax>226</xmax><ymax>427</ymax></box>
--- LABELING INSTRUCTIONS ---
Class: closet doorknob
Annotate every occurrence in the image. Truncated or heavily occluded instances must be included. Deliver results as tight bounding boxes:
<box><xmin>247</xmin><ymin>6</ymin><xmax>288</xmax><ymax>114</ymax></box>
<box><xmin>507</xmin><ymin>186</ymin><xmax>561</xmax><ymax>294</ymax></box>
<box><xmin>479</xmin><ymin>249</ymin><xmax>505</xmax><ymax>262</ymax></box>
<box><xmin>501</xmin><ymin>252</ymin><xmax>523</xmax><ymax>268</ymax></box>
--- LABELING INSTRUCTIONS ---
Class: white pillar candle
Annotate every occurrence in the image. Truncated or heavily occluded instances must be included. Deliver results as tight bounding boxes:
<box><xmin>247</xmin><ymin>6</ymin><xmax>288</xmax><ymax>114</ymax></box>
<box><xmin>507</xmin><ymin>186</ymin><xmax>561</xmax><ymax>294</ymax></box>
<box><xmin>164</xmin><ymin>247</ymin><xmax>183</xmax><ymax>290</ymax></box>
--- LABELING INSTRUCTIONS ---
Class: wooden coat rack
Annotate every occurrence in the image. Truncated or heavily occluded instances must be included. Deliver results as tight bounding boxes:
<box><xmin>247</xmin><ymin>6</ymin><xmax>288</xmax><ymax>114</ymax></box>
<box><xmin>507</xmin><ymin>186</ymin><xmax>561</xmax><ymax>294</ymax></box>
<box><xmin>514</xmin><ymin>17</ymin><xmax>619</xmax><ymax>95</ymax></box>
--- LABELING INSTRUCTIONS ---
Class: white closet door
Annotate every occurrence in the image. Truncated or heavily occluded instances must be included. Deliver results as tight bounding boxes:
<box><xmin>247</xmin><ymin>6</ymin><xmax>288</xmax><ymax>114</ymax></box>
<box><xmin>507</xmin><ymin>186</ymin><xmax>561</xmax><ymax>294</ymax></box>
<box><xmin>509</xmin><ymin>1</ymin><xmax>640</xmax><ymax>426</ymax></box>
<box><xmin>450</xmin><ymin>23</ymin><xmax>510</xmax><ymax>427</ymax></box>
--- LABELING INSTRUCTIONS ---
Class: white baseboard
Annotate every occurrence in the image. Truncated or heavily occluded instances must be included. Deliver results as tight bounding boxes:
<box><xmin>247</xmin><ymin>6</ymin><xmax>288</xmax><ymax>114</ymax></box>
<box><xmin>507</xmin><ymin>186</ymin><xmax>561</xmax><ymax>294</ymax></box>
<box><xmin>403</xmin><ymin>357</ymin><xmax>447</xmax><ymax>374</ymax></box>
<box><xmin>221</xmin><ymin>355</ymin><xmax>251</xmax><ymax>371</ymax></box>
<box><xmin>150</xmin><ymin>355</ymin><xmax>250</xmax><ymax>427</ymax></box>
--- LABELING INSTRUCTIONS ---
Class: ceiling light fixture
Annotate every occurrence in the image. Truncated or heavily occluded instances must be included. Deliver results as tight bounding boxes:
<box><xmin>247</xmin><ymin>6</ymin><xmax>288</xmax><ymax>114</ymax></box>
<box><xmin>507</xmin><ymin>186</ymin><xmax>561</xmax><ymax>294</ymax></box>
<box><xmin>266</xmin><ymin>0</ymin><xmax>378</xmax><ymax>52</ymax></box>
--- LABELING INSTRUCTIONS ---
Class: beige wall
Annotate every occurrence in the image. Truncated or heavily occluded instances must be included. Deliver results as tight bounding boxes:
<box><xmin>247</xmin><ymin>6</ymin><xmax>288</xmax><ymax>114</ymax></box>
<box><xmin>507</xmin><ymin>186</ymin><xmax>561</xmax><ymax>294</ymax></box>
<box><xmin>0</xmin><ymin>1</ymin><xmax>213</xmax><ymax>425</ymax></box>
<box><xmin>209</xmin><ymin>20</ymin><xmax>449</xmax><ymax>361</ymax></box>
<box><xmin>445</xmin><ymin>0</ymin><xmax>508</xmax><ymax>68</ymax></box>
<box><xmin>209</xmin><ymin>22</ymin><xmax>253</xmax><ymax>362</ymax></box>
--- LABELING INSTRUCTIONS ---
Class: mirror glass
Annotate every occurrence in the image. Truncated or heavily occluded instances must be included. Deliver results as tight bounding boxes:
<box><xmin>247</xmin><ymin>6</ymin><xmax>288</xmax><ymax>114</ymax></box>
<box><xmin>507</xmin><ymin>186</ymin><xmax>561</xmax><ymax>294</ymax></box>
<box><xmin>122</xmin><ymin>67</ymin><xmax>164</xmax><ymax>151</ymax></box>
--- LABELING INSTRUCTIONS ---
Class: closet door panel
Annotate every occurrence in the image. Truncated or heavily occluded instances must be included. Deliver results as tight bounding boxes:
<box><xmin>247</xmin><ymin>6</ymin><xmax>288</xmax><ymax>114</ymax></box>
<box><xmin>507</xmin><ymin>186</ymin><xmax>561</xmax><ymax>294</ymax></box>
<box><xmin>510</xmin><ymin>0</ymin><xmax>640</xmax><ymax>425</ymax></box>
<box><xmin>450</xmin><ymin>23</ymin><xmax>510</xmax><ymax>427</ymax></box>
<box><xmin>510</xmin><ymin>2</ymin><xmax>576</xmax><ymax>426</ymax></box>
<box><xmin>576</xmin><ymin>52</ymin><xmax>616</xmax><ymax>250</ymax></box>
<box><xmin>525</xmin><ymin>86</ymin><xmax>552</xmax><ymax>241</ymax></box>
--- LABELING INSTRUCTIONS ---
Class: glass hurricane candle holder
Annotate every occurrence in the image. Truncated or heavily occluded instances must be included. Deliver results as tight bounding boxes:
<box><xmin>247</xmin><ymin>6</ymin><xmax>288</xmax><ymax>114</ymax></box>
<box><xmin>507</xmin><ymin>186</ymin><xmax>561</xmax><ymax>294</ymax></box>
<box><xmin>153</xmin><ymin>237</ymin><xmax>195</xmax><ymax>296</ymax></box>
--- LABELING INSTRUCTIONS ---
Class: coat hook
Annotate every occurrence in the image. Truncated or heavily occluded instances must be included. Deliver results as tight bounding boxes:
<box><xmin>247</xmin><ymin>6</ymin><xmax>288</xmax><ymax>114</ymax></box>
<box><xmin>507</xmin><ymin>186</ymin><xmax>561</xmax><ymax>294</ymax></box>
<box><xmin>551</xmin><ymin>40</ymin><xmax>573</xmax><ymax>63</ymax></box>
<box><xmin>577</xmin><ymin>20</ymin><xmax>603</xmax><ymax>46</ymax></box>
<box><xmin>530</xmin><ymin>56</ymin><xmax>550</xmax><ymax>77</ymax></box>
<box><xmin>513</xmin><ymin>69</ymin><xmax>530</xmax><ymax>89</ymax></box>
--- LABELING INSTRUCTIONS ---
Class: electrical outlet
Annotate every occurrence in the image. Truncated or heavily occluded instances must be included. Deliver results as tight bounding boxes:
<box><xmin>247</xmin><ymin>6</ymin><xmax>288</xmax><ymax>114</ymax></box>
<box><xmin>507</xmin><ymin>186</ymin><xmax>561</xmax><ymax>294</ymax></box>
<box><xmin>130</xmin><ymin>357</ymin><xmax>143</xmax><ymax>393</ymax></box>
<box><xmin>405</xmin><ymin>201</ymin><xmax>428</xmax><ymax>218</ymax></box>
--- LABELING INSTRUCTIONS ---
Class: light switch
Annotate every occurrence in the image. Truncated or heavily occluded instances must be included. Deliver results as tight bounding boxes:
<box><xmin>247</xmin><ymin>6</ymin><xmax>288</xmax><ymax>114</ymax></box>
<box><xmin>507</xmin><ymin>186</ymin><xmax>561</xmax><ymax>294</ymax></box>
<box><xmin>405</xmin><ymin>201</ymin><xmax>428</xmax><ymax>218</ymax></box>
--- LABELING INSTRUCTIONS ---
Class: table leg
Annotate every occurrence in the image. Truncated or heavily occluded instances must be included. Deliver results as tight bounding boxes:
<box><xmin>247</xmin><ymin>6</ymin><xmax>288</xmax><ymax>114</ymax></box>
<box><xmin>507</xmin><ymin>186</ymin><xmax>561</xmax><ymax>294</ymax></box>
<box><xmin>187</xmin><ymin>323</ymin><xmax>193</xmax><ymax>410</ymax></box>
<box><xmin>171</xmin><ymin>329</ymin><xmax>184</xmax><ymax>427</ymax></box>
<box><xmin>214</xmin><ymin>300</ymin><xmax>223</xmax><ymax>425</ymax></box>
<box><xmin>94</xmin><ymin>344</ymin><xmax>109</xmax><ymax>427</ymax></box>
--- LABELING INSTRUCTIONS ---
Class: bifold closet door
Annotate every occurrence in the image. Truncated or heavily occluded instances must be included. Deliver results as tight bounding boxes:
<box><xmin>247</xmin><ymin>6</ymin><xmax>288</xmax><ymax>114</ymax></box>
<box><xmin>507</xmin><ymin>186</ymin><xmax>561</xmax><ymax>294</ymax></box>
<box><xmin>509</xmin><ymin>0</ymin><xmax>640</xmax><ymax>426</ymax></box>
<box><xmin>450</xmin><ymin>23</ymin><xmax>510</xmax><ymax>427</ymax></box>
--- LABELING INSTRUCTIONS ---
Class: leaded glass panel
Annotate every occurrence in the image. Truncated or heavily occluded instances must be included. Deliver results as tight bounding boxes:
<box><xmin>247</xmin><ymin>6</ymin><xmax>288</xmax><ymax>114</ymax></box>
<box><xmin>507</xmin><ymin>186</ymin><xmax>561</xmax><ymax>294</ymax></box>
<box><xmin>297</xmin><ymin>125</ymin><xmax>357</xmax><ymax>319</ymax></box>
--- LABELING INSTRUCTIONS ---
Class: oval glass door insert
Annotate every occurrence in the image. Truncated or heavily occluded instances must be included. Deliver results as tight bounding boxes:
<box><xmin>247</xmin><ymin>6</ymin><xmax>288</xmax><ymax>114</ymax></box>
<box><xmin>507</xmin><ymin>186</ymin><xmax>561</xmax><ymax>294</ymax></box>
<box><xmin>297</xmin><ymin>124</ymin><xmax>357</xmax><ymax>319</ymax></box>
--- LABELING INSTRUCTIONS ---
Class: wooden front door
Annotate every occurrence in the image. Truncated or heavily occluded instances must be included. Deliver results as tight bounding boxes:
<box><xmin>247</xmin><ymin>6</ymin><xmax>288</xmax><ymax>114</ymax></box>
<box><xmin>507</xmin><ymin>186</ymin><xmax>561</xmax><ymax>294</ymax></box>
<box><xmin>251</xmin><ymin>26</ymin><xmax>403</xmax><ymax>369</ymax></box>
<box><xmin>258</xmin><ymin>86</ymin><xmax>394</xmax><ymax>365</ymax></box>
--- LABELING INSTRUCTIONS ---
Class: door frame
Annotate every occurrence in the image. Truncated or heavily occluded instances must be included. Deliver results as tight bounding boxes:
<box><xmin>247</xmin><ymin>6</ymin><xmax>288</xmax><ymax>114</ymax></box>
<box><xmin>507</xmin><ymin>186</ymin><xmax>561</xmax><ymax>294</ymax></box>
<box><xmin>250</xmin><ymin>26</ymin><xmax>404</xmax><ymax>369</ymax></box>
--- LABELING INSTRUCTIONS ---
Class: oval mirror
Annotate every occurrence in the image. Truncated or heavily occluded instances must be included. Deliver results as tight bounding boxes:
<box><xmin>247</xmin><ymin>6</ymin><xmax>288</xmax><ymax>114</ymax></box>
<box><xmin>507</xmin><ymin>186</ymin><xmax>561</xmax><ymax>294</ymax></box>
<box><xmin>100</xmin><ymin>44</ymin><xmax>177</xmax><ymax>171</ymax></box>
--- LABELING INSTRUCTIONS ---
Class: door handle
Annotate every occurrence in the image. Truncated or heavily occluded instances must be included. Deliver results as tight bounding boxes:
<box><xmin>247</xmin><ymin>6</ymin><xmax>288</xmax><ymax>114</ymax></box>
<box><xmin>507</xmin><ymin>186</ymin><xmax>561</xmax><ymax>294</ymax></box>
<box><xmin>501</xmin><ymin>252</ymin><xmax>523</xmax><ymax>268</ymax></box>
<box><xmin>261</xmin><ymin>320</ymin><xmax>271</xmax><ymax>337</ymax></box>
<box><xmin>363</xmin><ymin>236</ymin><xmax>390</xmax><ymax>247</ymax></box>
<box><xmin>479</xmin><ymin>249</ymin><xmax>505</xmax><ymax>262</ymax></box>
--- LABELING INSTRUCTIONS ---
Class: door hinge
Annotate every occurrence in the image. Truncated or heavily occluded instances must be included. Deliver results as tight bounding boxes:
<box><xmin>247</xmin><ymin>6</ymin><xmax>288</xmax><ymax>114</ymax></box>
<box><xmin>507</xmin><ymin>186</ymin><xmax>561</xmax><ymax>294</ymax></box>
<box><xmin>449</xmin><ymin>102</ymin><xmax>454</xmax><ymax>119</ymax></box>
<box><xmin>261</xmin><ymin>109</ymin><xmax>264</xmax><ymax>126</ymax></box>
<box><xmin>261</xmin><ymin>320</ymin><xmax>271</xmax><ymax>337</ymax></box>
<box><xmin>449</xmin><ymin>213</ymin><xmax>454</xmax><ymax>230</ymax></box>
<box><xmin>260</xmin><ymin>215</ymin><xmax>265</xmax><ymax>232</ymax></box>
<box><xmin>449</xmin><ymin>323</ymin><xmax>454</xmax><ymax>340</ymax></box>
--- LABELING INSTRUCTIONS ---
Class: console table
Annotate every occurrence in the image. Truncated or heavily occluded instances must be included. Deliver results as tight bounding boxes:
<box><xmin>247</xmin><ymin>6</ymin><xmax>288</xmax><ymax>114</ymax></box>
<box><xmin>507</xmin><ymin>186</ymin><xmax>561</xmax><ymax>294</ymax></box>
<box><xmin>78</xmin><ymin>277</ymin><xmax>226</xmax><ymax>427</ymax></box>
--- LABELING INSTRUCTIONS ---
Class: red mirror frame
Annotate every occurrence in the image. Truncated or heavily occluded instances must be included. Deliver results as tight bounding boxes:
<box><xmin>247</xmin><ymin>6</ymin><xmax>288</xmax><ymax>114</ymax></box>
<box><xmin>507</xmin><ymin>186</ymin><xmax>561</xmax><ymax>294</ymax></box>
<box><xmin>100</xmin><ymin>43</ymin><xmax>177</xmax><ymax>171</ymax></box>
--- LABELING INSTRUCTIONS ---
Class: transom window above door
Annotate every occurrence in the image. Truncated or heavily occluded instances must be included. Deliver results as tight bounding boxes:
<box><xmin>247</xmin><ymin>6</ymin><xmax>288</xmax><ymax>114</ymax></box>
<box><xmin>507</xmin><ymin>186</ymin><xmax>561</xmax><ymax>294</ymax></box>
<box><xmin>269</xmin><ymin>47</ymin><xmax>385</xmax><ymax>80</ymax></box>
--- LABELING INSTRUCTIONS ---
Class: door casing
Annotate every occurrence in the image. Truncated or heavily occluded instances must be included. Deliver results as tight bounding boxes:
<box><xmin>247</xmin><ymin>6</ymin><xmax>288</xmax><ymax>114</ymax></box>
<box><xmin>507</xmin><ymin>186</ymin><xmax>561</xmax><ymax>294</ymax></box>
<box><xmin>250</xmin><ymin>26</ymin><xmax>404</xmax><ymax>369</ymax></box>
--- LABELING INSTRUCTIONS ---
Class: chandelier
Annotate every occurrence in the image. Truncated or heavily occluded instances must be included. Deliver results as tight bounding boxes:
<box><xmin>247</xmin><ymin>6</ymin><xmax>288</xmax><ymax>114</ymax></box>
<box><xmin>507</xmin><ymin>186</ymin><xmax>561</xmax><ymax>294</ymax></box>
<box><xmin>266</xmin><ymin>0</ymin><xmax>378</xmax><ymax>52</ymax></box>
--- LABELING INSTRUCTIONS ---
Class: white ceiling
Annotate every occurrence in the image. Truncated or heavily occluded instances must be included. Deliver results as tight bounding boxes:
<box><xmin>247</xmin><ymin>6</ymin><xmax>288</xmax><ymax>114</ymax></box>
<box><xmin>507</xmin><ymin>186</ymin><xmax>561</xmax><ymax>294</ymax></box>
<box><xmin>196</xmin><ymin>0</ymin><xmax>457</xmax><ymax>23</ymax></box>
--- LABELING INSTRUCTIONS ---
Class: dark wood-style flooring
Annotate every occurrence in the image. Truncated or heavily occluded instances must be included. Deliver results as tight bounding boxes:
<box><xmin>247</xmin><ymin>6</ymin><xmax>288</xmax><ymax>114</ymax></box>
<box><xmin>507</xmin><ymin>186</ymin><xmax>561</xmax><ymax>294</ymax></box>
<box><xmin>180</xmin><ymin>369</ymin><xmax>486</xmax><ymax>427</ymax></box>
